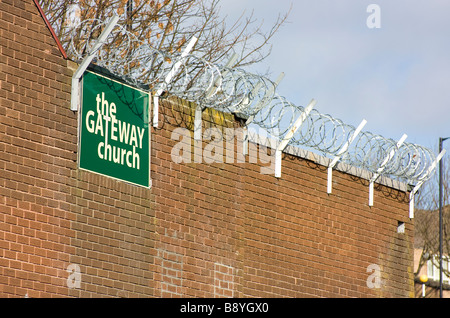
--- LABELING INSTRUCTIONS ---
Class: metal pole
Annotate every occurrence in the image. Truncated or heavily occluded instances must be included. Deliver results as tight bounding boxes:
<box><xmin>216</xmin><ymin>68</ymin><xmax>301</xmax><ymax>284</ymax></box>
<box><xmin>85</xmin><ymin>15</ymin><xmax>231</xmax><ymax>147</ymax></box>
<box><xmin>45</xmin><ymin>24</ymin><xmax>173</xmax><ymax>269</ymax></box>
<box><xmin>126</xmin><ymin>0</ymin><xmax>133</xmax><ymax>31</ymax></box>
<box><xmin>70</xmin><ymin>15</ymin><xmax>120</xmax><ymax>111</ymax></box>
<box><xmin>439</xmin><ymin>137</ymin><xmax>450</xmax><ymax>297</ymax></box>
<box><xmin>439</xmin><ymin>137</ymin><xmax>447</xmax><ymax>298</ymax></box>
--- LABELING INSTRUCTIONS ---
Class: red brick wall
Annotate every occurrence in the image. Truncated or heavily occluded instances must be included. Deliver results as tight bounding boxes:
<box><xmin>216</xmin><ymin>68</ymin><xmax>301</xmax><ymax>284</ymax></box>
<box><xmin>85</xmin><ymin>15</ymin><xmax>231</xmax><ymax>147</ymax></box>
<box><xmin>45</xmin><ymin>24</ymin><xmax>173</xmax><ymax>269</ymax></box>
<box><xmin>0</xmin><ymin>0</ymin><xmax>75</xmax><ymax>297</ymax></box>
<box><xmin>0</xmin><ymin>0</ymin><xmax>415</xmax><ymax>298</ymax></box>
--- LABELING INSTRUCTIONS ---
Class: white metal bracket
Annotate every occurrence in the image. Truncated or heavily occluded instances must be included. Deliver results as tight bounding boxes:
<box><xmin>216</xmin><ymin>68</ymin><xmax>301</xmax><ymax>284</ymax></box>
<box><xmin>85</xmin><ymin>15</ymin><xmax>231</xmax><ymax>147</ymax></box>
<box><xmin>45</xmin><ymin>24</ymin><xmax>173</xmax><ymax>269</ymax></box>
<box><xmin>275</xmin><ymin>99</ymin><xmax>316</xmax><ymax>178</ymax></box>
<box><xmin>70</xmin><ymin>16</ymin><xmax>120</xmax><ymax>111</ymax></box>
<box><xmin>194</xmin><ymin>105</ymin><xmax>204</xmax><ymax>141</ymax></box>
<box><xmin>327</xmin><ymin>119</ymin><xmax>367</xmax><ymax>194</ymax></box>
<box><xmin>205</xmin><ymin>53</ymin><xmax>239</xmax><ymax>99</ymax></box>
<box><xmin>409</xmin><ymin>149</ymin><xmax>446</xmax><ymax>218</ymax></box>
<box><xmin>153</xmin><ymin>36</ymin><xmax>197</xmax><ymax>128</ymax></box>
<box><xmin>369</xmin><ymin>133</ymin><xmax>408</xmax><ymax>206</ymax></box>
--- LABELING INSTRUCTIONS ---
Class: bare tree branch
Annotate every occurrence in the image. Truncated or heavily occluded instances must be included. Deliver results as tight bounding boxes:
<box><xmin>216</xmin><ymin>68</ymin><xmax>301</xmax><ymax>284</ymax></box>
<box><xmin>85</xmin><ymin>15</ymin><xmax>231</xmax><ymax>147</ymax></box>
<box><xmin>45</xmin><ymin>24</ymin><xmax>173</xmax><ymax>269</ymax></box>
<box><xmin>415</xmin><ymin>149</ymin><xmax>450</xmax><ymax>280</ymax></box>
<box><xmin>37</xmin><ymin>0</ymin><xmax>290</xmax><ymax>86</ymax></box>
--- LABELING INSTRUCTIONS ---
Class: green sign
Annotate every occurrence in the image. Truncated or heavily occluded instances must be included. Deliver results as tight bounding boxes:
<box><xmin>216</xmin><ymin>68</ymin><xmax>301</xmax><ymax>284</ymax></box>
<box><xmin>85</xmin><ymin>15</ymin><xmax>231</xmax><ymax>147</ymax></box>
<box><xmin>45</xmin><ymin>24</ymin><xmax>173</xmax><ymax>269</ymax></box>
<box><xmin>79</xmin><ymin>71</ymin><xmax>150</xmax><ymax>187</ymax></box>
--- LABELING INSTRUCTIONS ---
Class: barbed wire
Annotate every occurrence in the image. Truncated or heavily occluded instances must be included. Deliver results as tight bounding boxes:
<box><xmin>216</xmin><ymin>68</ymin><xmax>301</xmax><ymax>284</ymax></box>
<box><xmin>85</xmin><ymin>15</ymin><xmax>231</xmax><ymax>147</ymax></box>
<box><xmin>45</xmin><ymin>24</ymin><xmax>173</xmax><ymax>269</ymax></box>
<box><xmin>68</xmin><ymin>18</ymin><xmax>437</xmax><ymax>185</ymax></box>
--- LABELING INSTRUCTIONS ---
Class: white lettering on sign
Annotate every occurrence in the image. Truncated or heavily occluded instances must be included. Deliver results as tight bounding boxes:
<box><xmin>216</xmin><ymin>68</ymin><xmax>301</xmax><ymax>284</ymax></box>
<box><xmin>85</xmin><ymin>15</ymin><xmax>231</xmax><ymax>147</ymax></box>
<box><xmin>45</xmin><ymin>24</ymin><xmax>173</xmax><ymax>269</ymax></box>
<box><xmin>84</xmin><ymin>92</ymin><xmax>145</xmax><ymax>170</ymax></box>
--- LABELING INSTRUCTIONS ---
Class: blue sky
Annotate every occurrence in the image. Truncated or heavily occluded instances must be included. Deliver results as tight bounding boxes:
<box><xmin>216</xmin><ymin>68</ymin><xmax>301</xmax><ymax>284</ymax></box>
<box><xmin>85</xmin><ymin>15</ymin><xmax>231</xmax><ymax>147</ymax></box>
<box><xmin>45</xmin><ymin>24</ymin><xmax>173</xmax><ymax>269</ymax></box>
<box><xmin>219</xmin><ymin>0</ymin><xmax>450</xmax><ymax>152</ymax></box>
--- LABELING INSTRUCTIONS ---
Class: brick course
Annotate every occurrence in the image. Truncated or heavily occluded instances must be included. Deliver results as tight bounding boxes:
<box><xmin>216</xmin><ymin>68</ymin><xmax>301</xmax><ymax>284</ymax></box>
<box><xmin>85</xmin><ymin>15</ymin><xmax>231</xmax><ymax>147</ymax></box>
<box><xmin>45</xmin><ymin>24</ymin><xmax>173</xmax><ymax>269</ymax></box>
<box><xmin>0</xmin><ymin>0</ymin><xmax>75</xmax><ymax>298</ymax></box>
<box><xmin>0</xmin><ymin>0</ymin><xmax>415</xmax><ymax>298</ymax></box>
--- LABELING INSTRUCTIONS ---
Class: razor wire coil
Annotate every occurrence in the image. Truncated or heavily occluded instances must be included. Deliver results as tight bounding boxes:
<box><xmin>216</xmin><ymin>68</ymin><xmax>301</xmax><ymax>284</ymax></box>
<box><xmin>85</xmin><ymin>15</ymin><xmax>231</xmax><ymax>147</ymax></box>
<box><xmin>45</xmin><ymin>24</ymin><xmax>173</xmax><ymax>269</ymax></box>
<box><xmin>67</xmin><ymin>18</ymin><xmax>437</xmax><ymax>185</ymax></box>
